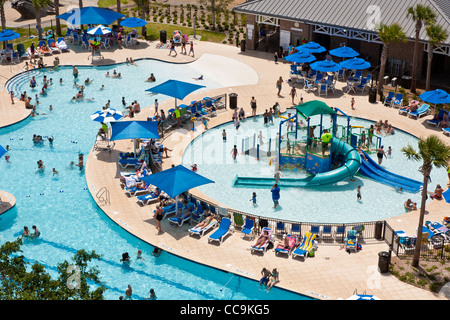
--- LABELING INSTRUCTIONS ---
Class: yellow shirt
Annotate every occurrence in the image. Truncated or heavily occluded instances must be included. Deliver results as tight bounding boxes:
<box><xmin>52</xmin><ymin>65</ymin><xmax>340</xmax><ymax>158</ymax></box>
<box><xmin>321</xmin><ymin>132</ymin><xmax>332</xmax><ymax>143</ymax></box>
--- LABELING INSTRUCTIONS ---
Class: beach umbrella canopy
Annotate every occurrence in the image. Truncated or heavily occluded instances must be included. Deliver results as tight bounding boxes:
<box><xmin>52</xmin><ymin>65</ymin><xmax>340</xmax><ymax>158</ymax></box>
<box><xmin>419</xmin><ymin>89</ymin><xmax>450</xmax><ymax>105</ymax></box>
<box><xmin>91</xmin><ymin>108</ymin><xmax>123</xmax><ymax>123</ymax></box>
<box><xmin>87</xmin><ymin>24</ymin><xmax>112</xmax><ymax>35</ymax></box>
<box><xmin>295</xmin><ymin>41</ymin><xmax>326</xmax><ymax>53</ymax></box>
<box><xmin>57</xmin><ymin>6</ymin><xmax>125</xmax><ymax>26</ymax></box>
<box><xmin>310</xmin><ymin>60</ymin><xmax>342</xmax><ymax>72</ymax></box>
<box><xmin>140</xmin><ymin>165</ymin><xmax>214</xmax><ymax>199</ymax></box>
<box><xmin>339</xmin><ymin>58</ymin><xmax>371</xmax><ymax>70</ymax></box>
<box><xmin>329</xmin><ymin>46</ymin><xmax>359</xmax><ymax>58</ymax></box>
<box><xmin>145</xmin><ymin>79</ymin><xmax>205</xmax><ymax>107</ymax></box>
<box><xmin>120</xmin><ymin>17</ymin><xmax>147</xmax><ymax>28</ymax></box>
<box><xmin>110</xmin><ymin>121</ymin><xmax>159</xmax><ymax>141</ymax></box>
<box><xmin>0</xmin><ymin>145</ymin><xmax>6</xmax><ymax>159</ymax></box>
<box><xmin>346</xmin><ymin>294</ymin><xmax>381</xmax><ymax>300</ymax></box>
<box><xmin>0</xmin><ymin>29</ymin><xmax>20</xmax><ymax>42</ymax></box>
<box><xmin>285</xmin><ymin>51</ymin><xmax>316</xmax><ymax>64</ymax></box>
<box><xmin>296</xmin><ymin>100</ymin><xmax>336</xmax><ymax>118</ymax></box>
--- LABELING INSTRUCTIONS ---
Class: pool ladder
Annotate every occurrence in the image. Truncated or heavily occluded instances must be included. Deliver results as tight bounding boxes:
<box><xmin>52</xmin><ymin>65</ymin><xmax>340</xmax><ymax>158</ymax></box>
<box><xmin>96</xmin><ymin>187</ymin><xmax>110</xmax><ymax>206</ymax></box>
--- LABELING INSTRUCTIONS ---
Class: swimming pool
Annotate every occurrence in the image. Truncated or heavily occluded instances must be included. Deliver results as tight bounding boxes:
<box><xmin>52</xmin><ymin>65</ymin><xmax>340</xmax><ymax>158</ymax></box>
<box><xmin>0</xmin><ymin>60</ymin><xmax>310</xmax><ymax>300</ymax></box>
<box><xmin>182</xmin><ymin>112</ymin><xmax>448</xmax><ymax>223</ymax></box>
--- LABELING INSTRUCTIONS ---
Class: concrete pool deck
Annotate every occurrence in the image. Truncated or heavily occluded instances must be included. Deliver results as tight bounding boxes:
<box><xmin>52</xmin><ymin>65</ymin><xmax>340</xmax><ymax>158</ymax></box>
<box><xmin>0</xmin><ymin>36</ymin><xmax>449</xmax><ymax>300</ymax></box>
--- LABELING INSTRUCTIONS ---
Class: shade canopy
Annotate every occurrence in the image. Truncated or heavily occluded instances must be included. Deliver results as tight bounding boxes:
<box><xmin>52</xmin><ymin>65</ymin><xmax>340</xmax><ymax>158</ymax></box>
<box><xmin>57</xmin><ymin>6</ymin><xmax>125</xmax><ymax>25</ymax></box>
<box><xmin>296</xmin><ymin>100</ymin><xmax>336</xmax><ymax>118</ymax></box>
<box><xmin>110</xmin><ymin>121</ymin><xmax>159</xmax><ymax>141</ymax></box>
<box><xmin>329</xmin><ymin>46</ymin><xmax>359</xmax><ymax>58</ymax></box>
<box><xmin>419</xmin><ymin>89</ymin><xmax>450</xmax><ymax>105</ymax></box>
<box><xmin>120</xmin><ymin>17</ymin><xmax>147</xmax><ymax>27</ymax></box>
<box><xmin>339</xmin><ymin>58</ymin><xmax>371</xmax><ymax>70</ymax></box>
<box><xmin>0</xmin><ymin>29</ymin><xmax>20</xmax><ymax>42</ymax></box>
<box><xmin>140</xmin><ymin>165</ymin><xmax>214</xmax><ymax>198</ymax></box>
<box><xmin>285</xmin><ymin>51</ymin><xmax>316</xmax><ymax>64</ymax></box>
<box><xmin>295</xmin><ymin>41</ymin><xmax>326</xmax><ymax>53</ymax></box>
<box><xmin>145</xmin><ymin>79</ymin><xmax>205</xmax><ymax>101</ymax></box>
<box><xmin>0</xmin><ymin>145</ymin><xmax>6</xmax><ymax>159</ymax></box>
<box><xmin>310</xmin><ymin>60</ymin><xmax>342</xmax><ymax>72</ymax></box>
<box><xmin>87</xmin><ymin>24</ymin><xmax>112</xmax><ymax>35</ymax></box>
<box><xmin>91</xmin><ymin>108</ymin><xmax>123</xmax><ymax>123</ymax></box>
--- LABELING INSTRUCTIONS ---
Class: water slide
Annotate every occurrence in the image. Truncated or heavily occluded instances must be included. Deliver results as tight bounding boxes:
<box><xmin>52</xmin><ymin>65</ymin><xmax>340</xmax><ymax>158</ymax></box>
<box><xmin>233</xmin><ymin>139</ymin><xmax>361</xmax><ymax>188</ymax></box>
<box><xmin>358</xmin><ymin>150</ymin><xmax>422</xmax><ymax>193</ymax></box>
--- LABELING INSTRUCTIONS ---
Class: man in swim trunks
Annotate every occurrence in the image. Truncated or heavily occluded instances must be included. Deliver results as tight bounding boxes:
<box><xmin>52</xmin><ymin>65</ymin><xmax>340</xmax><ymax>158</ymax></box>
<box><xmin>431</xmin><ymin>184</ymin><xmax>444</xmax><ymax>200</ymax></box>
<box><xmin>376</xmin><ymin>145</ymin><xmax>387</xmax><ymax>165</ymax></box>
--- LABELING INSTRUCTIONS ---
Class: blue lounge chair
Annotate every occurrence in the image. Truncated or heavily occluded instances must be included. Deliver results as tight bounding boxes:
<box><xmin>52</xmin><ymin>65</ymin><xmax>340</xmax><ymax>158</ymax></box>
<box><xmin>408</xmin><ymin>104</ymin><xmax>430</xmax><ymax>119</ymax></box>
<box><xmin>292</xmin><ymin>232</ymin><xmax>316</xmax><ymax>259</ymax></box>
<box><xmin>191</xmin><ymin>203</ymin><xmax>204</xmax><ymax>223</ymax></box>
<box><xmin>118</xmin><ymin>157</ymin><xmax>139</xmax><ymax>168</ymax></box>
<box><xmin>443</xmin><ymin>127</ymin><xmax>450</xmax><ymax>136</ymax></box>
<box><xmin>274</xmin><ymin>234</ymin><xmax>297</xmax><ymax>256</ymax></box>
<box><xmin>310</xmin><ymin>225</ymin><xmax>320</xmax><ymax>238</ymax></box>
<box><xmin>392</xmin><ymin>93</ymin><xmax>403</xmax><ymax>108</ymax></box>
<box><xmin>208</xmin><ymin>218</ymin><xmax>233</xmax><ymax>244</ymax></box>
<box><xmin>427</xmin><ymin>109</ymin><xmax>446</xmax><ymax>126</ymax></box>
<box><xmin>154</xmin><ymin>201</ymin><xmax>184</xmax><ymax>219</ymax></box>
<box><xmin>384</xmin><ymin>91</ymin><xmax>395</xmax><ymax>107</ymax></box>
<box><xmin>189</xmin><ymin>216</ymin><xmax>218</xmax><ymax>238</ymax></box>
<box><xmin>321</xmin><ymin>225</ymin><xmax>332</xmax><ymax>239</ymax></box>
<box><xmin>251</xmin><ymin>227</ymin><xmax>273</xmax><ymax>253</ymax></box>
<box><xmin>168</xmin><ymin>210</ymin><xmax>192</xmax><ymax>227</ymax></box>
<box><xmin>357</xmin><ymin>78</ymin><xmax>368</xmax><ymax>93</ymax></box>
<box><xmin>47</xmin><ymin>39</ymin><xmax>60</xmax><ymax>54</ymax></box>
<box><xmin>241</xmin><ymin>218</ymin><xmax>255</xmax><ymax>240</ymax></box>
<box><xmin>57</xmin><ymin>37</ymin><xmax>70</xmax><ymax>52</ymax></box>
<box><xmin>124</xmin><ymin>184</ymin><xmax>148</xmax><ymax>196</ymax></box>
<box><xmin>291</xmin><ymin>223</ymin><xmax>301</xmax><ymax>236</ymax></box>
<box><xmin>344</xmin><ymin>230</ymin><xmax>358</xmax><ymax>253</ymax></box>
<box><xmin>136</xmin><ymin>192</ymin><xmax>159</xmax><ymax>205</ymax></box>
<box><xmin>428</xmin><ymin>222</ymin><xmax>450</xmax><ymax>240</ymax></box>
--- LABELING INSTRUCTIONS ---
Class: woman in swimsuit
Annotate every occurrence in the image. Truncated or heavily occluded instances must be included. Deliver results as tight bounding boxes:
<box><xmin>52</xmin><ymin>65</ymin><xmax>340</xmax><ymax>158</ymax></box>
<box><xmin>252</xmin><ymin>230</ymin><xmax>269</xmax><ymax>249</ymax></box>
<box><xmin>376</xmin><ymin>145</ymin><xmax>386</xmax><ymax>165</ymax></box>
<box><xmin>154</xmin><ymin>205</ymin><xmax>163</xmax><ymax>233</ymax></box>
<box><xmin>266</xmin><ymin>268</ymin><xmax>279</xmax><ymax>292</ymax></box>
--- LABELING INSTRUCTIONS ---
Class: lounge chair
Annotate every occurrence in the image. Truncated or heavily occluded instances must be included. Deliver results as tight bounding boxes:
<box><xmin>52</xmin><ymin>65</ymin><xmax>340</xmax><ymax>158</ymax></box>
<box><xmin>274</xmin><ymin>234</ymin><xmax>297</xmax><ymax>256</ymax></box>
<box><xmin>275</xmin><ymin>221</ymin><xmax>285</xmax><ymax>237</ymax></box>
<box><xmin>292</xmin><ymin>232</ymin><xmax>316</xmax><ymax>259</ymax></box>
<box><xmin>101</xmin><ymin>37</ymin><xmax>111</xmax><ymax>49</ymax></box>
<box><xmin>291</xmin><ymin>223</ymin><xmax>301</xmax><ymax>236</ymax></box>
<box><xmin>38</xmin><ymin>40</ymin><xmax>52</xmax><ymax>56</ymax></box>
<box><xmin>408</xmin><ymin>104</ymin><xmax>430</xmax><ymax>119</ymax></box>
<box><xmin>420</xmin><ymin>226</ymin><xmax>444</xmax><ymax>248</ymax></box>
<box><xmin>191</xmin><ymin>203</ymin><xmax>204</xmax><ymax>224</ymax></box>
<box><xmin>124</xmin><ymin>33</ymin><xmax>133</xmax><ymax>47</ymax></box>
<box><xmin>56</xmin><ymin>37</ymin><xmax>70</xmax><ymax>52</ymax></box>
<box><xmin>334</xmin><ymin>225</ymin><xmax>345</xmax><ymax>242</ymax></box>
<box><xmin>208</xmin><ymin>218</ymin><xmax>233</xmax><ymax>244</ymax></box>
<box><xmin>241</xmin><ymin>218</ymin><xmax>255</xmax><ymax>240</ymax></box>
<box><xmin>344</xmin><ymin>230</ymin><xmax>358</xmax><ymax>253</ymax></box>
<box><xmin>188</xmin><ymin>217</ymin><xmax>218</xmax><ymax>238</ymax></box>
<box><xmin>427</xmin><ymin>109</ymin><xmax>447</xmax><ymax>126</ymax></box>
<box><xmin>47</xmin><ymin>39</ymin><xmax>61</xmax><ymax>54</ymax></box>
<box><xmin>304</xmin><ymin>79</ymin><xmax>315</xmax><ymax>93</ymax></box>
<box><xmin>310</xmin><ymin>225</ymin><xmax>320</xmax><ymax>238</ymax></box>
<box><xmin>357</xmin><ymin>78</ymin><xmax>368</xmax><ymax>93</ymax></box>
<box><xmin>124</xmin><ymin>184</ymin><xmax>148</xmax><ymax>196</ymax></box>
<box><xmin>16</xmin><ymin>44</ymin><xmax>29</xmax><ymax>59</ymax></box>
<box><xmin>159</xmin><ymin>201</ymin><xmax>185</xmax><ymax>219</ymax></box>
<box><xmin>443</xmin><ymin>127</ymin><xmax>450</xmax><ymax>136</ymax></box>
<box><xmin>251</xmin><ymin>227</ymin><xmax>273</xmax><ymax>253</ymax></box>
<box><xmin>427</xmin><ymin>222</ymin><xmax>450</xmax><ymax>241</ymax></box>
<box><xmin>321</xmin><ymin>225</ymin><xmax>332</xmax><ymax>239</ymax></box>
<box><xmin>168</xmin><ymin>210</ymin><xmax>192</xmax><ymax>227</ymax></box>
<box><xmin>391</xmin><ymin>93</ymin><xmax>403</xmax><ymax>108</ymax></box>
<box><xmin>318</xmin><ymin>84</ymin><xmax>327</xmax><ymax>96</ymax></box>
<box><xmin>395</xmin><ymin>230</ymin><xmax>415</xmax><ymax>254</ymax></box>
<box><xmin>384</xmin><ymin>91</ymin><xmax>395</xmax><ymax>107</ymax></box>
<box><xmin>118</xmin><ymin>157</ymin><xmax>140</xmax><ymax>168</ymax></box>
<box><xmin>136</xmin><ymin>190</ymin><xmax>163</xmax><ymax>206</ymax></box>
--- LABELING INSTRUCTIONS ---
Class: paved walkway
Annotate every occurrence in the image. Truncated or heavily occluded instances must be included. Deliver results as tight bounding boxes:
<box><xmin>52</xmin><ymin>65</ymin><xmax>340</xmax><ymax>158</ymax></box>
<box><xmin>0</xmin><ymin>36</ymin><xmax>449</xmax><ymax>300</ymax></box>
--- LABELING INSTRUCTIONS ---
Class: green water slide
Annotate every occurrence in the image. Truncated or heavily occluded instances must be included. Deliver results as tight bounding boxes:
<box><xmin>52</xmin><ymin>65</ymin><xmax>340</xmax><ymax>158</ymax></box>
<box><xmin>233</xmin><ymin>139</ymin><xmax>361</xmax><ymax>188</ymax></box>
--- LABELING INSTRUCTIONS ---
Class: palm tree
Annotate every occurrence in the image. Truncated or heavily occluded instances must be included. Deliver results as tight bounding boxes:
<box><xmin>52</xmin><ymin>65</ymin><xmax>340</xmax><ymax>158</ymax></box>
<box><xmin>407</xmin><ymin>4</ymin><xmax>437</xmax><ymax>93</ymax></box>
<box><xmin>133</xmin><ymin>0</ymin><xmax>148</xmax><ymax>38</ymax></box>
<box><xmin>32</xmin><ymin>0</ymin><xmax>51</xmax><ymax>40</ymax></box>
<box><xmin>54</xmin><ymin>0</ymin><xmax>61</xmax><ymax>36</ymax></box>
<box><xmin>401</xmin><ymin>135</ymin><xmax>450</xmax><ymax>267</ymax></box>
<box><xmin>198</xmin><ymin>0</ymin><xmax>233</xmax><ymax>30</ymax></box>
<box><xmin>376</xmin><ymin>23</ymin><xmax>407</xmax><ymax>98</ymax></box>
<box><xmin>0</xmin><ymin>0</ymin><xmax>7</xmax><ymax>30</ymax></box>
<box><xmin>424</xmin><ymin>23</ymin><xmax>448</xmax><ymax>91</ymax></box>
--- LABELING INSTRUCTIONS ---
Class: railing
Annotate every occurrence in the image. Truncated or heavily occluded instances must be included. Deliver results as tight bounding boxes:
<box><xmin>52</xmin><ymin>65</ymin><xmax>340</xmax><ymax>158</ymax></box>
<box><xmin>96</xmin><ymin>187</ymin><xmax>110</xmax><ymax>206</ymax></box>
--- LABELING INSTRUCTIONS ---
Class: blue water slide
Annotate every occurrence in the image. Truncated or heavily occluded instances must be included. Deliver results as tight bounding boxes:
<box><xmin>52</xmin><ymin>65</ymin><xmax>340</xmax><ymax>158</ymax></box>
<box><xmin>358</xmin><ymin>150</ymin><xmax>422</xmax><ymax>193</ymax></box>
<box><xmin>233</xmin><ymin>139</ymin><xmax>361</xmax><ymax>188</ymax></box>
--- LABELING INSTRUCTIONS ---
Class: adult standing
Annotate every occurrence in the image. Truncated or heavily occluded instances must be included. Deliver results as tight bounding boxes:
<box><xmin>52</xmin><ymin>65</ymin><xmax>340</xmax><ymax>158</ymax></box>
<box><xmin>271</xmin><ymin>183</ymin><xmax>280</xmax><ymax>208</ymax></box>
<box><xmin>154</xmin><ymin>99</ymin><xmax>159</xmax><ymax>116</ymax></box>
<box><xmin>376</xmin><ymin>145</ymin><xmax>387</xmax><ymax>165</ymax></box>
<box><xmin>276</xmin><ymin>76</ymin><xmax>283</xmax><ymax>97</ymax></box>
<box><xmin>290</xmin><ymin>86</ymin><xmax>297</xmax><ymax>105</ymax></box>
<box><xmin>250</xmin><ymin>96</ymin><xmax>257</xmax><ymax>118</ymax></box>
<box><xmin>73</xmin><ymin>66</ymin><xmax>79</xmax><ymax>81</ymax></box>
<box><xmin>154</xmin><ymin>205</ymin><xmax>163</xmax><ymax>234</ymax></box>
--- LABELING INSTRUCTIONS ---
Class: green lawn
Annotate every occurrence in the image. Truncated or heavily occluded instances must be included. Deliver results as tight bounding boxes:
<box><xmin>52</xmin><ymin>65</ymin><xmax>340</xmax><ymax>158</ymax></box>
<box><xmin>97</xmin><ymin>0</ymin><xmax>129</xmax><ymax>8</ymax></box>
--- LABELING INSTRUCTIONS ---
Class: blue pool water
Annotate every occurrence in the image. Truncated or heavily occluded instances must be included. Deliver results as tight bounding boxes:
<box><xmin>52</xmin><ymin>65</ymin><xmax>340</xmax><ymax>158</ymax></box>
<box><xmin>0</xmin><ymin>61</ymin><xmax>310</xmax><ymax>300</ymax></box>
<box><xmin>182</xmin><ymin>112</ymin><xmax>448</xmax><ymax>223</ymax></box>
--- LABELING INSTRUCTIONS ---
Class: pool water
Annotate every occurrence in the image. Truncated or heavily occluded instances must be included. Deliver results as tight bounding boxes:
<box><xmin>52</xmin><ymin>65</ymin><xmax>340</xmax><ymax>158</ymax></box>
<box><xmin>182</xmin><ymin>112</ymin><xmax>447</xmax><ymax>223</ymax></box>
<box><xmin>0</xmin><ymin>60</ymin><xmax>310</xmax><ymax>300</ymax></box>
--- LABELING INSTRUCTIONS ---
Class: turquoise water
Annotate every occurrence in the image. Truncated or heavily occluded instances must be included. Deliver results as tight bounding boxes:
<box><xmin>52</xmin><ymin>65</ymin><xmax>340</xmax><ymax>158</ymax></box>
<box><xmin>0</xmin><ymin>62</ymin><xmax>310</xmax><ymax>300</ymax></box>
<box><xmin>182</xmin><ymin>112</ymin><xmax>448</xmax><ymax>223</ymax></box>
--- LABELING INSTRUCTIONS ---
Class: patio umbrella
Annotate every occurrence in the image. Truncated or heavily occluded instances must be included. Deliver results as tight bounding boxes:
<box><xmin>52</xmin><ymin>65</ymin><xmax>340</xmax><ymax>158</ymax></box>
<box><xmin>120</xmin><ymin>17</ymin><xmax>147</xmax><ymax>28</ymax></box>
<box><xmin>310</xmin><ymin>60</ymin><xmax>342</xmax><ymax>72</ymax></box>
<box><xmin>145</xmin><ymin>79</ymin><xmax>205</xmax><ymax>107</ymax></box>
<box><xmin>339</xmin><ymin>57</ymin><xmax>371</xmax><ymax>71</ymax></box>
<box><xmin>0</xmin><ymin>29</ymin><xmax>20</xmax><ymax>42</ymax></box>
<box><xmin>140</xmin><ymin>165</ymin><xmax>214</xmax><ymax>211</ymax></box>
<box><xmin>90</xmin><ymin>108</ymin><xmax>123</xmax><ymax>123</ymax></box>
<box><xmin>0</xmin><ymin>145</ymin><xmax>7</xmax><ymax>159</ymax></box>
<box><xmin>329</xmin><ymin>46</ymin><xmax>359</xmax><ymax>58</ymax></box>
<box><xmin>295</xmin><ymin>41</ymin><xmax>326</xmax><ymax>53</ymax></box>
<box><xmin>57</xmin><ymin>6</ymin><xmax>125</xmax><ymax>26</ymax></box>
<box><xmin>110</xmin><ymin>121</ymin><xmax>160</xmax><ymax>155</ymax></box>
<box><xmin>419</xmin><ymin>89</ymin><xmax>450</xmax><ymax>105</ymax></box>
<box><xmin>284</xmin><ymin>51</ymin><xmax>316</xmax><ymax>64</ymax></box>
<box><xmin>87</xmin><ymin>25</ymin><xmax>112</xmax><ymax>35</ymax></box>
<box><xmin>346</xmin><ymin>294</ymin><xmax>381</xmax><ymax>300</ymax></box>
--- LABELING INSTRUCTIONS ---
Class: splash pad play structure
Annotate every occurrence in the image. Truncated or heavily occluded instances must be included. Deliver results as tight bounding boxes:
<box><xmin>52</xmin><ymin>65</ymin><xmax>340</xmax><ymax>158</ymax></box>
<box><xmin>233</xmin><ymin>100</ymin><xmax>422</xmax><ymax>192</ymax></box>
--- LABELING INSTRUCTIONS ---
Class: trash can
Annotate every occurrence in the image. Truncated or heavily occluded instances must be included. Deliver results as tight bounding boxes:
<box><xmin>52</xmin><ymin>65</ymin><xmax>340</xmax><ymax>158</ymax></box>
<box><xmin>229</xmin><ymin>93</ymin><xmax>238</xmax><ymax>109</ymax></box>
<box><xmin>160</xmin><ymin>30</ymin><xmax>167</xmax><ymax>43</ymax></box>
<box><xmin>240</xmin><ymin>39</ymin><xmax>246</xmax><ymax>52</ymax></box>
<box><xmin>374</xmin><ymin>221</ymin><xmax>383</xmax><ymax>240</ymax></box>
<box><xmin>378</xmin><ymin>251</ymin><xmax>390</xmax><ymax>273</ymax></box>
<box><xmin>401</xmin><ymin>75</ymin><xmax>412</xmax><ymax>90</ymax></box>
<box><xmin>368</xmin><ymin>87</ymin><xmax>377</xmax><ymax>103</ymax></box>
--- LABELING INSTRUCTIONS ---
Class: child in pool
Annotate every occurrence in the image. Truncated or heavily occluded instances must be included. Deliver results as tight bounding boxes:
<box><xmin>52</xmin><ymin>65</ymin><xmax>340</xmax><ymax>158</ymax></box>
<box><xmin>250</xmin><ymin>192</ymin><xmax>257</xmax><ymax>206</ymax></box>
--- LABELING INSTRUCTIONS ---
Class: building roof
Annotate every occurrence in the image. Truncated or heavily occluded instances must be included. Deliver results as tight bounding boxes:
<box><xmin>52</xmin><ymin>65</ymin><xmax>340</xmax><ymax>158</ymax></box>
<box><xmin>234</xmin><ymin>0</ymin><xmax>450</xmax><ymax>44</ymax></box>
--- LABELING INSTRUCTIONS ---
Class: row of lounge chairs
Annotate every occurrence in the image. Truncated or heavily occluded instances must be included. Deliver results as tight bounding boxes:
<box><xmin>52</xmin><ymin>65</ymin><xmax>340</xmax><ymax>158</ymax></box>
<box><xmin>398</xmin><ymin>103</ymin><xmax>430</xmax><ymax>119</ymax></box>
<box><xmin>426</xmin><ymin>109</ymin><xmax>450</xmax><ymax>136</ymax></box>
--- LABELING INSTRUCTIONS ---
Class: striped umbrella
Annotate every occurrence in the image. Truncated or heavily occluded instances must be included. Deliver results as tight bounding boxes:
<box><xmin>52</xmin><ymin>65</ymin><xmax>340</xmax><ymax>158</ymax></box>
<box><xmin>87</xmin><ymin>25</ymin><xmax>112</xmax><ymax>35</ymax></box>
<box><xmin>91</xmin><ymin>108</ymin><xmax>123</xmax><ymax>123</ymax></box>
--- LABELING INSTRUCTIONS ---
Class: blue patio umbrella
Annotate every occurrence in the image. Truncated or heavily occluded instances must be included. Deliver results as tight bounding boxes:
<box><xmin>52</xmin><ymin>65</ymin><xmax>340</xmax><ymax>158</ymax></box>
<box><xmin>57</xmin><ymin>6</ymin><xmax>125</xmax><ymax>26</ymax></box>
<box><xmin>87</xmin><ymin>25</ymin><xmax>112</xmax><ymax>35</ymax></box>
<box><xmin>0</xmin><ymin>29</ymin><xmax>20</xmax><ymax>42</ymax></box>
<box><xmin>110</xmin><ymin>121</ymin><xmax>160</xmax><ymax>155</ymax></box>
<box><xmin>284</xmin><ymin>51</ymin><xmax>316</xmax><ymax>64</ymax></box>
<box><xmin>296</xmin><ymin>41</ymin><xmax>326</xmax><ymax>53</ymax></box>
<box><xmin>419</xmin><ymin>89</ymin><xmax>450</xmax><ymax>105</ymax></box>
<box><xmin>120</xmin><ymin>17</ymin><xmax>147</xmax><ymax>28</ymax></box>
<box><xmin>0</xmin><ymin>145</ymin><xmax>7</xmax><ymax>159</ymax></box>
<box><xmin>145</xmin><ymin>79</ymin><xmax>205</xmax><ymax>107</ymax></box>
<box><xmin>310</xmin><ymin>60</ymin><xmax>342</xmax><ymax>72</ymax></box>
<box><xmin>329</xmin><ymin>46</ymin><xmax>359</xmax><ymax>58</ymax></box>
<box><xmin>140</xmin><ymin>165</ymin><xmax>214</xmax><ymax>199</ymax></box>
<box><xmin>339</xmin><ymin>58</ymin><xmax>371</xmax><ymax>70</ymax></box>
